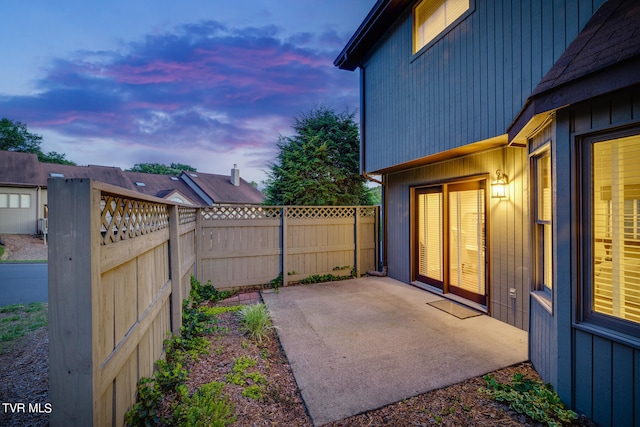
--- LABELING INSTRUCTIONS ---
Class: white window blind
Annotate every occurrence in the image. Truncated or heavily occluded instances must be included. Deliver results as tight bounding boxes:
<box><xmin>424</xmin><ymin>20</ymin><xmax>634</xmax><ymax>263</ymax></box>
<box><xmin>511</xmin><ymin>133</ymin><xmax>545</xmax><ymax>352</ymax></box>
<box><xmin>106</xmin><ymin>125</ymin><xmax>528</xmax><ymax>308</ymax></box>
<box><xmin>414</xmin><ymin>0</ymin><xmax>469</xmax><ymax>52</ymax></box>
<box><xmin>592</xmin><ymin>134</ymin><xmax>640</xmax><ymax>324</ymax></box>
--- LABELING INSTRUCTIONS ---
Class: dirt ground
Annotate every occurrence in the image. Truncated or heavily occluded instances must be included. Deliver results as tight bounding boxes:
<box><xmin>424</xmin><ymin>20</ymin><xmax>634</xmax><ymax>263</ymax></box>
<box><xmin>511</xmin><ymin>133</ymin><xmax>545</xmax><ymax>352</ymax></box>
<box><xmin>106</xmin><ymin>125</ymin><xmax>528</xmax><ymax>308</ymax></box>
<box><xmin>0</xmin><ymin>234</ymin><xmax>48</xmax><ymax>261</ymax></box>
<box><xmin>0</xmin><ymin>235</ymin><xmax>598</xmax><ymax>426</ymax></box>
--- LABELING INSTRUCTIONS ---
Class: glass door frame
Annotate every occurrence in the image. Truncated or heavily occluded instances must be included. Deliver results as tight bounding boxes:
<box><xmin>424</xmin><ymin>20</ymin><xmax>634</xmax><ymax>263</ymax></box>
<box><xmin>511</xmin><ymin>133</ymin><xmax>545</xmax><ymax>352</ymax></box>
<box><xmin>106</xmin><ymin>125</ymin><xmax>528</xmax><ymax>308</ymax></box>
<box><xmin>411</xmin><ymin>175</ymin><xmax>490</xmax><ymax>308</ymax></box>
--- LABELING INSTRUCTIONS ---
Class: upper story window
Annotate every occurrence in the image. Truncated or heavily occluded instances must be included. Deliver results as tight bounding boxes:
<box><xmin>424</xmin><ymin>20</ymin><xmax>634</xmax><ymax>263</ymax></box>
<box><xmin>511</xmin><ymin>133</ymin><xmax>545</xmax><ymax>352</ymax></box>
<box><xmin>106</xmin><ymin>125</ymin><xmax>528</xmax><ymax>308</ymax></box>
<box><xmin>413</xmin><ymin>0</ymin><xmax>470</xmax><ymax>53</ymax></box>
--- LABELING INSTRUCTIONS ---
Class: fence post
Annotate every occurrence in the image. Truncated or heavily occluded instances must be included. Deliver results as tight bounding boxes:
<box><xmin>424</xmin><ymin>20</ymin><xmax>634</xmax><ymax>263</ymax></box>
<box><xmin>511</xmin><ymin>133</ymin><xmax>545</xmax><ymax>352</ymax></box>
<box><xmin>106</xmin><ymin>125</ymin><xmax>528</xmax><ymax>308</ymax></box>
<box><xmin>354</xmin><ymin>207</ymin><xmax>361</xmax><ymax>277</ymax></box>
<box><xmin>168</xmin><ymin>205</ymin><xmax>182</xmax><ymax>335</ymax></box>
<box><xmin>281</xmin><ymin>206</ymin><xmax>288</xmax><ymax>287</ymax></box>
<box><xmin>48</xmin><ymin>178</ymin><xmax>99</xmax><ymax>426</ymax></box>
<box><xmin>196</xmin><ymin>206</ymin><xmax>203</xmax><ymax>283</ymax></box>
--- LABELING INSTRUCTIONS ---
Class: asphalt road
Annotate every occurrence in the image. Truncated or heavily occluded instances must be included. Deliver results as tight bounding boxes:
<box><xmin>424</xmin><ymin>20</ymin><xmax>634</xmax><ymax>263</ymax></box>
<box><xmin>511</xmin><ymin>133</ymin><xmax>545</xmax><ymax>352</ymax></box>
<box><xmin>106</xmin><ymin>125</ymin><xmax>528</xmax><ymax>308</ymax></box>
<box><xmin>0</xmin><ymin>263</ymin><xmax>48</xmax><ymax>306</ymax></box>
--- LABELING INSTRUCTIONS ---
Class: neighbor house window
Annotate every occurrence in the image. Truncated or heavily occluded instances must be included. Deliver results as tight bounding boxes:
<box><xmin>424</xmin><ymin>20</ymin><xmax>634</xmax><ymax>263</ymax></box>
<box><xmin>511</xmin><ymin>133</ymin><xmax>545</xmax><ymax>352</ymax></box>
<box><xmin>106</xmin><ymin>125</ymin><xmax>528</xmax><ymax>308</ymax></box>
<box><xmin>2</xmin><ymin>193</ymin><xmax>31</xmax><ymax>208</ymax></box>
<box><xmin>533</xmin><ymin>146</ymin><xmax>552</xmax><ymax>302</ymax></box>
<box><xmin>413</xmin><ymin>0</ymin><xmax>470</xmax><ymax>53</ymax></box>
<box><xmin>582</xmin><ymin>129</ymin><xmax>640</xmax><ymax>336</ymax></box>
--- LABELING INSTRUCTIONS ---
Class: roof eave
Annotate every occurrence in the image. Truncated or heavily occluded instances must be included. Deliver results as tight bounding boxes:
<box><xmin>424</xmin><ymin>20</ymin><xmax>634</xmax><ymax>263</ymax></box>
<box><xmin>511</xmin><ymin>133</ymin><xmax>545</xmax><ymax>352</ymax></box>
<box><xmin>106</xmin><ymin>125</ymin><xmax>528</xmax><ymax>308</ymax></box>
<box><xmin>334</xmin><ymin>0</ymin><xmax>412</xmax><ymax>71</ymax></box>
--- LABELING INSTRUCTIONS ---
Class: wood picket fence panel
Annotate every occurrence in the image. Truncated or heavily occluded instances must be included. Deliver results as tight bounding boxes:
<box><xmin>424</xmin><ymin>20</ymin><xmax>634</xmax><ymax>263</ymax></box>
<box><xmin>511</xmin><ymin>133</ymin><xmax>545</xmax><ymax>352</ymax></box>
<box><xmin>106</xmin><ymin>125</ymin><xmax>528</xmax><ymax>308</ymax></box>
<box><xmin>48</xmin><ymin>179</ymin><xmax>379</xmax><ymax>426</ymax></box>
<box><xmin>198</xmin><ymin>205</ymin><xmax>379</xmax><ymax>288</ymax></box>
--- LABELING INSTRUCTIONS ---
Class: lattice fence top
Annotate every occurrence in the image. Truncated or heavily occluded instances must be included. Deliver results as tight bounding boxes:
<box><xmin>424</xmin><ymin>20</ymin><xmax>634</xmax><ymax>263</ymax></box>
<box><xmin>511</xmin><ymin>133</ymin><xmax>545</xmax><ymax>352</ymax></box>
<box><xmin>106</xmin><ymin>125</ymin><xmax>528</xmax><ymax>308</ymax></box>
<box><xmin>100</xmin><ymin>194</ymin><xmax>169</xmax><ymax>245</ymax></box>
<box><xmin>359</xmin><ymin>206</ymin><xmax>378</xmax><ymax>218</ymax></box>
<box><xmin>286</xmin><ymin>206</ymin><xmax>355</xmax><ymax>219</ymax></box>
<box><xmin>200</xmin><ymin>205</ymin><xmax>377</xmax><ymax>221</ymax></box>
<box><xmin>201</xmin><ymin>205</ymin><xmax>282</xmax><ymax>220</ymax></box>
<box><xmin>178</xmin><ymin>207</ymin><xmax>197</xmax><ymax>224</ymax></box>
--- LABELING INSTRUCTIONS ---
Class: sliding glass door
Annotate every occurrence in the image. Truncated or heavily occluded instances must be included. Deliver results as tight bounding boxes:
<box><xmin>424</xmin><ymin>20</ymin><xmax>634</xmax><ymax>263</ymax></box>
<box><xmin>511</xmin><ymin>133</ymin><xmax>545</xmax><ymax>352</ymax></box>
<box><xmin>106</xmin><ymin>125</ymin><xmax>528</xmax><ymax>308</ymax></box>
<box><xmin>415</xmin><ymin>180</ymin><xmax>487</xmax><ymax>306</ymax></box>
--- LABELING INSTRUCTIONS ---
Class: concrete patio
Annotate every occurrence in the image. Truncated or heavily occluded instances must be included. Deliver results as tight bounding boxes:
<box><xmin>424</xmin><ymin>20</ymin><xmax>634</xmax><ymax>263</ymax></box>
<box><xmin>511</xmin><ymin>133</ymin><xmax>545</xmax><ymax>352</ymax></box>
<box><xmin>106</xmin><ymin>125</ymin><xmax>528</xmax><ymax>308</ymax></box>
<box><xmin>262</xmin><ymin>276</ymin><xmax>528</xmax><ymax>426</ymax></box>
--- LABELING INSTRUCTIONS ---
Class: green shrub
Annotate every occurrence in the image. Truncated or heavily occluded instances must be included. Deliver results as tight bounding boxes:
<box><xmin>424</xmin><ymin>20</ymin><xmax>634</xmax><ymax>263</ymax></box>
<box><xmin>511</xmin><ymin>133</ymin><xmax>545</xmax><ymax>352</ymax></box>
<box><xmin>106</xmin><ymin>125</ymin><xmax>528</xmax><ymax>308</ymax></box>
<box><xmin>125</xmin><ymin>378</ymin><xmax>164</xmax><ymax>426</ymax></box>
<box><xmin>480</xmin><ymin>373</ymin><xmax>578</xmax><ymax>427</ymax></box>
<box><xmin>173</xmin><ymin>381</ymin><xmax>236</xmax><ymax>427</ymax></box>
<box><xmin>237</xmin><ymin>303</ymin><xmax>275</xmax><ymax>343</ymax></box>
<box><xmin>189</xmin><ymin>276</ymin><xmax>232</xmax><ymax>305</ymax></box>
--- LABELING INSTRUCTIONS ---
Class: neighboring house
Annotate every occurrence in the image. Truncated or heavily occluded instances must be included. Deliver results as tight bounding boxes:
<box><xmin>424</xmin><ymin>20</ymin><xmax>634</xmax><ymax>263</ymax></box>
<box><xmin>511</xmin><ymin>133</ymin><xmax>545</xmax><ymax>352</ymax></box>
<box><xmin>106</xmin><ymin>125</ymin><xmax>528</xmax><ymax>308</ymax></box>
<box><xmin>336</xmin><ymin>0</ymin><xmax>640</xmax><ymax>425</ymax></box>
<box><xmin>0</xmin><ymin>152</ymin><xmax>264</xmax><ymax>234</ymax></box>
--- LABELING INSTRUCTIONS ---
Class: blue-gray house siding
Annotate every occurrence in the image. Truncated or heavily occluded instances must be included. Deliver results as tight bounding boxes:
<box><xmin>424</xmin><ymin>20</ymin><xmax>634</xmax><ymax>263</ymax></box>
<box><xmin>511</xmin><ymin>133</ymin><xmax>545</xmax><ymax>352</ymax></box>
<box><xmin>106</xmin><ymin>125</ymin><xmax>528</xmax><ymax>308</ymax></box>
<box><xmin>337</xmin><ymin>0</ymin><xmax>640</xmax><ymax>425</ymax></box>
<box><xmin>361</xmin><ymin>0</ymin><xmax>605</xmax><ymax>173</ymax></box>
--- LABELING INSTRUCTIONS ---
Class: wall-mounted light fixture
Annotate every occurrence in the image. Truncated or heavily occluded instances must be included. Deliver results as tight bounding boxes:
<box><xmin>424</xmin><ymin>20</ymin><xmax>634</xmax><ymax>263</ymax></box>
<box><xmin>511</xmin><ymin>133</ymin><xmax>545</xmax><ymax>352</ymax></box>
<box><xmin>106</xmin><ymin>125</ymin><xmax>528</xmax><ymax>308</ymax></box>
<box><xmin>491</xmin><ymin>169</ymin><xmax>507</xmax><ymax>198</ymax></box>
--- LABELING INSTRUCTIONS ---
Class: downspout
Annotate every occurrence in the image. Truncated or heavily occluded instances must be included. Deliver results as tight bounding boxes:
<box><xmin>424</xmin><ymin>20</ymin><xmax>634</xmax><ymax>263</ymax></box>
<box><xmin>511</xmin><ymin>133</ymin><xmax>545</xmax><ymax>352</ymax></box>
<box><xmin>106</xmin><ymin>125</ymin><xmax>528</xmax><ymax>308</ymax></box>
<box><xmin>359</xmin><ymin>64</ymin><xmax>387</xmax><ymax>277</ymax></box>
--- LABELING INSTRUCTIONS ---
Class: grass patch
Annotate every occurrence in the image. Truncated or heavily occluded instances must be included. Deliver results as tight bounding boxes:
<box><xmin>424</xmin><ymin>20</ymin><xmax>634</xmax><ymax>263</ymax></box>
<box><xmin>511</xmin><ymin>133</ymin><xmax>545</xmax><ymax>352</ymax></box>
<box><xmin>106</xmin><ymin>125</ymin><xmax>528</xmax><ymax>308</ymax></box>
<box><xmin>0</xmin><ymin>259</ymin><xmax>47</xmax><ymax>264</ymax></box>
<box><xmin>237</xmin><ymin>303</ymin><xmax>275</xmax><ymax>343</ymax></box>
<box><xmin>198</xmin><ymin>305</ymin><xmax>243</xmax><ymax>317</ymax></box>
<box><xmin>0</xmin><ymin>302</ymin><xmax>48</xmax><ymax>354</ymax></box>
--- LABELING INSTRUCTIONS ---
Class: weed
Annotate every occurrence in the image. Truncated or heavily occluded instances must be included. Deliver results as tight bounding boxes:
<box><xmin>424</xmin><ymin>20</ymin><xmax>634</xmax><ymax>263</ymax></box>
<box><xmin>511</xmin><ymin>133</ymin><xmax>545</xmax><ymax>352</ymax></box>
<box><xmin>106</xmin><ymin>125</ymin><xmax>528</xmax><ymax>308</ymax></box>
<box><xmin>259</xmin><ymin>348</ymin><xmax>270</xmax><ymax>359</ymax></box>
<box><xmin>268</xmin><ymin>273</ymin><xmax>282</xmax><ymax>293</ymax></box>
<box><xmin>237</xmin><ymin>303</ymin><xmax>275</xmax><ymax>343</ymax></box>
<box><xmin>173</xmin><ymin>381</ymin><xmax>236</xmax><ymax>427</ymax></box>
<box><xmin>332</xmin><ymin>265</ymin><xmax>351</xmax><ymax>271</ymax></box>
<box><xmin>300</xmin><ymin>272</ymin><xmax>353</xmax><ymax>284</ymax></box>
<box><xmin>480</xmin><ymin>373</ymin><xmax>578</xmax><ymax>427</ymax></box>
<box><xmin>242</xmin><ymin>384</ymin><xmax>264</xmax><ymax>400</ymax></box>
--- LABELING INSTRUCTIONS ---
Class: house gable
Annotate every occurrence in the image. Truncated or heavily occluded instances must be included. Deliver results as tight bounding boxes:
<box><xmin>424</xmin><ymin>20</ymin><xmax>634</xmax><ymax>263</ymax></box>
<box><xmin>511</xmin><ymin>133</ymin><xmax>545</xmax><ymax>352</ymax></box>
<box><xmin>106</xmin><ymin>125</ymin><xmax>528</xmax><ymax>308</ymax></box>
<box><xmin>337</xmin><ymin>0</ymin><xmax>606</xmax><ymax>173</ymax></box>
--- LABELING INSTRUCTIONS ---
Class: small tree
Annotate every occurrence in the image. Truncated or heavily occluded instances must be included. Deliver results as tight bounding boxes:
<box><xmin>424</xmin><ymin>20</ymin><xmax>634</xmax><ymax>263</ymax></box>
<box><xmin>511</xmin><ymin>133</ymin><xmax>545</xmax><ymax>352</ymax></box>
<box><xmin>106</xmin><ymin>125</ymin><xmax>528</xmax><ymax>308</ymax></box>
<box><xmin>128</xmin><ymin>163</ymin><xmax>197</xmax><ymax>175</ymax></box>
<box><xmin>263</xmin><ymin>107</ymin><xmax>371</xmax><ymax>206</ymax></box>
<box><xmin>0</xmin><ymin>118</ymin><xmax>76</xmax><ymax>165</ymax></box>
<box><xmin>0</xmin><ymin>118</ymin><xmax>43</xmax><ymax>153</ymax></box>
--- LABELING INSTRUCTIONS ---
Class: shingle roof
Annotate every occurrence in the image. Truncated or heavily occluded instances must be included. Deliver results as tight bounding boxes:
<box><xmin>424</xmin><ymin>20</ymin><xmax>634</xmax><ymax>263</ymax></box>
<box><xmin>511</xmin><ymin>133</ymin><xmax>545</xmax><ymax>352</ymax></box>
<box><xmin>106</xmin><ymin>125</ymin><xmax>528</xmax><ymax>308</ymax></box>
<box><xmin>0</xmin><ymin>150</ymin><xmax>264</xmax><ymax>206</ymax></box>
<box><xmin>181</xmin><ymin>171</ymin><xmax>264</xmax><ymax>204</ymax></box>
<box><xmin>509</xmin><ymin>0</ymin><xmax>640</xmax><ymax>140</ymax></box>
<box><xmin>123</xmin><ymin>171</ymin><xmax>205</xmax><ymax>205</ymax></box>
<box><xmin>0</xmin><ymin>151</ymin><xmax>42</xmax><ymax>186</ymax></box>
<box><xmin>532</xmin><ymin>0</ymin><xmax>640</xmax><ymax>97</ymax></box>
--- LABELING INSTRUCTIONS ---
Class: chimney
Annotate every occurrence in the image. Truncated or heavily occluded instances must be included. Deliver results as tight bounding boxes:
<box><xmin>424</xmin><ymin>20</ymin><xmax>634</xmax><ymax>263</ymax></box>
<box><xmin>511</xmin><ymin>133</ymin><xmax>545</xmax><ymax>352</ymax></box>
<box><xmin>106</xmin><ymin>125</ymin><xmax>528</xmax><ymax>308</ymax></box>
<box><xmin>231</xmin><ymin>164</ymin><xmax>240</xmax><ymax>186</ymax></box>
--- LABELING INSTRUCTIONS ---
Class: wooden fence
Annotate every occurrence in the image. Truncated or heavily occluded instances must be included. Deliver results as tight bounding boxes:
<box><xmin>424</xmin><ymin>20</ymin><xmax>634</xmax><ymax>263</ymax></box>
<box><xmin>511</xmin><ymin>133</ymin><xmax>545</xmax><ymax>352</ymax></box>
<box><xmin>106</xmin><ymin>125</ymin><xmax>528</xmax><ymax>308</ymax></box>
<box><xmin>198</xmin><ymin>205</ymin><xmax>379</xmax><ymax>288</ymax></box>
<box><xmin>48</xmin><ymin>179</ymin><xmax>378</xmax><ymax>426</ymax></box>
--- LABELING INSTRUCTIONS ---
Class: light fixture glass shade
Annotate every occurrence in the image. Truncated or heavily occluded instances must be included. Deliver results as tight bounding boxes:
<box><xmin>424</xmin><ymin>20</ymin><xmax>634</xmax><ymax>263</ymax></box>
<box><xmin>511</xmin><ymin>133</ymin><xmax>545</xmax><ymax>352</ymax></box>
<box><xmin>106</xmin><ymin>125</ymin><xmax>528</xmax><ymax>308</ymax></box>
<box><xmin>491</xmin><ymin>170</ymin><xmax>507</xmax><ymax>198</ymax></box>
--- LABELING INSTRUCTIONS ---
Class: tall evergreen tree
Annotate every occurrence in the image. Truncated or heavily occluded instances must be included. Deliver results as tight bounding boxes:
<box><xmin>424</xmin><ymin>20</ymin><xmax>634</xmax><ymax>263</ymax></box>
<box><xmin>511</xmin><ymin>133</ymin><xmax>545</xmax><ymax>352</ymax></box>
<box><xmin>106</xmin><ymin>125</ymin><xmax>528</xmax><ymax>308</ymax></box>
<box><xmin>264</xmin><ymin>107</ymin><xmax>372</xmax><ymax>206</ymax></box>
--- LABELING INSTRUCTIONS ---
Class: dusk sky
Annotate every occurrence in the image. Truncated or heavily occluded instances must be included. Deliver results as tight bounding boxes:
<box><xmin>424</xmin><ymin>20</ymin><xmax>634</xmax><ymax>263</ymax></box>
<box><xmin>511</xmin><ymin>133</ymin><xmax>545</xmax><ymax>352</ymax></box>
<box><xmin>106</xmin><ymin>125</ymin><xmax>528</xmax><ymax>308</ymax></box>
<box><xmin>0</xmin><ymin>1</ymin><xmax>373</xmax><ymax>185</ymax></box>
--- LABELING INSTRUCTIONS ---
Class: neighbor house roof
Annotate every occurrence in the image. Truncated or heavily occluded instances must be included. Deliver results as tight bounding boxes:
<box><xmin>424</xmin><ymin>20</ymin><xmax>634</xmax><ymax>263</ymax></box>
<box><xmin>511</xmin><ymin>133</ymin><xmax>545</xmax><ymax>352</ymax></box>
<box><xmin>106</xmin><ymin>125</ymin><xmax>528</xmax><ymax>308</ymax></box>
<box><xmin>0</xmin><ymin>150</ymin><xmax>264</xmax><ymax>206</ymax></box>
<box><xmin>41</xmin><ymin>162</ymin><xmax>137</xmax><ymax>191</ymax></box>
<box><xmin>123</xmin><ymin>171</ymin><xmax>204</xmax><ymax>205</ymax></box>
<box><xmin>509</xmin><ymin>0</ymin><xmax>640</xmax><ymax>141</ymax></box>
<box><xmin>0</xmin><ymin>151</ymin><xmax>42</xmax><ymax>186</ymax></box>
<box><xmin>180</xmin><ymin>171</ymin><xmax>264</xmax><ymax>204</ymax></box>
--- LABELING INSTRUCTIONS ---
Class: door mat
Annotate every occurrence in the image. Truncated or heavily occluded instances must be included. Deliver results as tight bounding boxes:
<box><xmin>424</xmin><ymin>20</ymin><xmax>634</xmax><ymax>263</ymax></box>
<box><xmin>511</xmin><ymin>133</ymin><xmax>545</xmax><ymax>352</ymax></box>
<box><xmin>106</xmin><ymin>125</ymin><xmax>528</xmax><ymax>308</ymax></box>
<box><xmin>427</xmin><ymin>299</ymin><xmax>482</xmax><ymax>319</ymax></box>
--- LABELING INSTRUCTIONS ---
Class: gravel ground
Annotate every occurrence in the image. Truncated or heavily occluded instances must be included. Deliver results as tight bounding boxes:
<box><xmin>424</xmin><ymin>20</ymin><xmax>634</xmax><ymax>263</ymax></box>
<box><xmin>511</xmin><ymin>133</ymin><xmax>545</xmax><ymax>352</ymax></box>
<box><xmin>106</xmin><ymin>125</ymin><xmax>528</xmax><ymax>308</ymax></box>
<box><xmin>0</xmin><ymin>234</ymin><xmax>48</xmax><ymax>261</ymax></box>
<box><xmin>0</xmin><ymin>235</ymin><xmax>598</xmax><ymax>426</ymax></box>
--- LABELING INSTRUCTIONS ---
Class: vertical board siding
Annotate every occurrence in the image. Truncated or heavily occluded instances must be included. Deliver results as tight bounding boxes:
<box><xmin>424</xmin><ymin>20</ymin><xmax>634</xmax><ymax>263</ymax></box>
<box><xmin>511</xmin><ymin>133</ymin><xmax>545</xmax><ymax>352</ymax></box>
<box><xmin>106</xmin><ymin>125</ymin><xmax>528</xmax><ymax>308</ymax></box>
<box><xmin>528</xmin><ymin>120</ymin><xmax>557</xmax><ymax>386</ymax></box>
<box><xmin>556</xmin><ymin>88</ymin><xmax>640</xmax><ymax>426</ymax></box>
<box><xmin>386</xmin><ymin>146</ymin><xmax>529</xmax><ymax>330</ymax></box>
<box><xmin>362</xmin><ymin>0</ymin><xmax>602</xmax><ymax>173</ymax></box>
